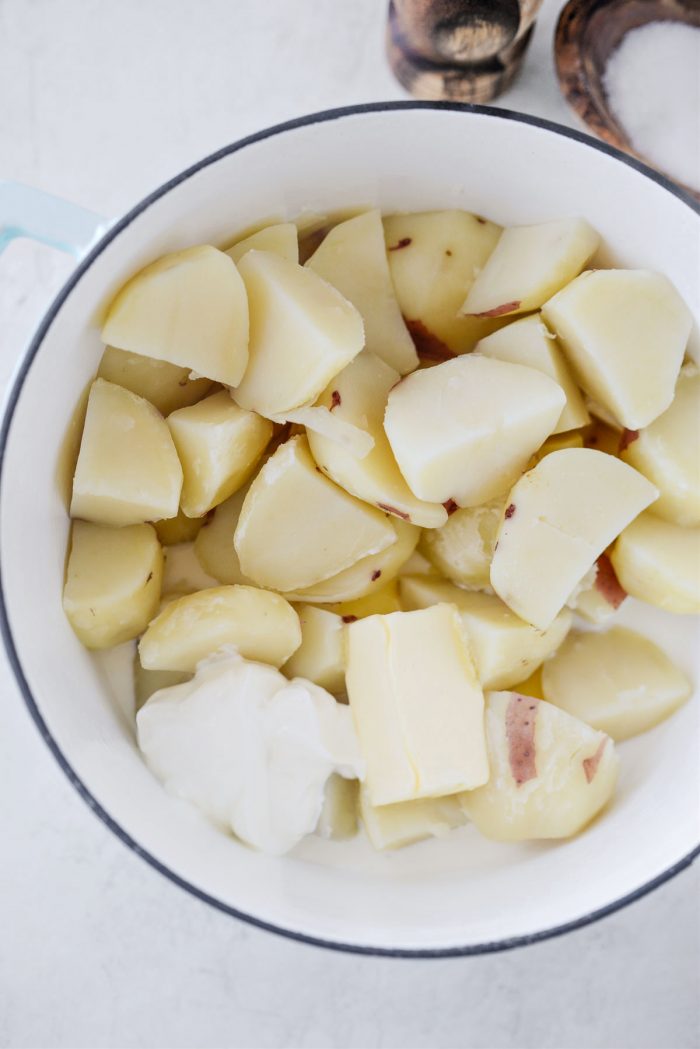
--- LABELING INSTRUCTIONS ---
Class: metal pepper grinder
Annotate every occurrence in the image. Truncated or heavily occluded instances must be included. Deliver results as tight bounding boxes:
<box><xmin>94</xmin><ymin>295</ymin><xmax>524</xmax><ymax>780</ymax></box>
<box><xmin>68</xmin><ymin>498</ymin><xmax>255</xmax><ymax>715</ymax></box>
<box><xmin>386</xmin><ymin>0</ymin><xmax>543</xmax><ymax>103</ymax></box>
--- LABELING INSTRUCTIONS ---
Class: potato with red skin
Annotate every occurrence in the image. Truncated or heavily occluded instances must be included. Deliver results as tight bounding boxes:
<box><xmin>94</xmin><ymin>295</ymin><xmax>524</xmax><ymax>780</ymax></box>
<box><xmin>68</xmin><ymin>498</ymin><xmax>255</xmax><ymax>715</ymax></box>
<box><xmin>461</xmin><ymin>691</ymin><xmax>618</xmax><ymax>841</ymax></box>
<box><xmin>572</xmin><ymin>554</ymin><xmax>627</xmax><ymax>624</ymax></box>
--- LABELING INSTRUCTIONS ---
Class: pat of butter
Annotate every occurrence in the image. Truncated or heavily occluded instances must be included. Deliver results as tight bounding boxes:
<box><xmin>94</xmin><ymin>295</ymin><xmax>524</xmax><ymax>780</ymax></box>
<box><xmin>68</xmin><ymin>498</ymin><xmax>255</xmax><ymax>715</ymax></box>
<box><xmin>345</xmin><ymin>605</ymin><xmax>489</xmax><ymax>806</ymax></box>
<box><xmin>360</xmin><ymin>786</ymin><xmax>466</xmax><ymax>851</ymax></box>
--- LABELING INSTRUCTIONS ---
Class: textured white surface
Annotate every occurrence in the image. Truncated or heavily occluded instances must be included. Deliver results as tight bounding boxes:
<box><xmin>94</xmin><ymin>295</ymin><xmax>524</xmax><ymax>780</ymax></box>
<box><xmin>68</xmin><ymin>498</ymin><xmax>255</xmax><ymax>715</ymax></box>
<box><xmin>0</xmin><ymin>2</ymin><xmax>698</xmax><ymax>1047</ymax></box>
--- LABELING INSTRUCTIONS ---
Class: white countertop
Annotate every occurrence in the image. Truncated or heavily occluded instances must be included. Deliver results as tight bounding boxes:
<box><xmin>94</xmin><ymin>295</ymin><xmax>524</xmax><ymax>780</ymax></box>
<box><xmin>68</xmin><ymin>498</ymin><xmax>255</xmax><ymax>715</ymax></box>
<box><xmin>0</xmin><ymin>2</ymin><xmax>697</xmax><ymax>1047</ymax></box>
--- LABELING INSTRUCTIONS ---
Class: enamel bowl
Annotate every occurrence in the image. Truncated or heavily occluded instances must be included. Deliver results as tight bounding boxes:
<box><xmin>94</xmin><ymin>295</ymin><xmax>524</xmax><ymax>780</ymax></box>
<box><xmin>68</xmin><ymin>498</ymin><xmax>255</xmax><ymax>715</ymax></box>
<box><xmin>1</xmin><ymin>103</ymin><xmax>698</xmax><ymax>955</ymax></box>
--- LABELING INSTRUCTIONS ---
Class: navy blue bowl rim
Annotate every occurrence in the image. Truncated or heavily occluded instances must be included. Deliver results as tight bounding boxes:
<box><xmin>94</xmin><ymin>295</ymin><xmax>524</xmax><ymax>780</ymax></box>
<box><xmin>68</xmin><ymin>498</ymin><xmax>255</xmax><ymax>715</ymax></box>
<box><xmin>1</xmin><ymin>100</ymin><xmax>698</xmax><ymax>959</ymax></box>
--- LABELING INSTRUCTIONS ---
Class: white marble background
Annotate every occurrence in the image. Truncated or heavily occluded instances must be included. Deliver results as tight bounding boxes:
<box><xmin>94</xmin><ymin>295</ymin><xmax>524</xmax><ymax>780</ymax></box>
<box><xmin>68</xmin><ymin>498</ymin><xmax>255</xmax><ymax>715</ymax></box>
<box><xmin>0</xmin><ymin>2</ymin><xmax>698</xmax><ymax>1047</ymax></box>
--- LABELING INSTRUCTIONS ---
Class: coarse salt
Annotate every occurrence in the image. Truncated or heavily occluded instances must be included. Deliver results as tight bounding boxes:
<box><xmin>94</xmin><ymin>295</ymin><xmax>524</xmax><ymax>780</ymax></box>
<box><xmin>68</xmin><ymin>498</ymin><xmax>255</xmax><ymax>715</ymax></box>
<box><xmin>603</xmin><ymin>21</ymin><xmax>700</xmax><ymax>191</ymax></box>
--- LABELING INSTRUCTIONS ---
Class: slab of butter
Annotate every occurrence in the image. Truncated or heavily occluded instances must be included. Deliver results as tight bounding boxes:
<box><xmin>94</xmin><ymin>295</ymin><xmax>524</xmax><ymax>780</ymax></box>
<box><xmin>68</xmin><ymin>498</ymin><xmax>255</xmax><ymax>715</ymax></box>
<box><xmin>345</xmin><ymin>604</ymin><xmax>489</xmax><ymax>806</ymax></box>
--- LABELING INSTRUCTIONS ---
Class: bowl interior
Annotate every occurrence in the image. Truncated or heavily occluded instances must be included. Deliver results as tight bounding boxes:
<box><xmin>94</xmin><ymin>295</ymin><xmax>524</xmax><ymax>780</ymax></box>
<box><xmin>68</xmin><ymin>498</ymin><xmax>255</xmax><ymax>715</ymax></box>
<box><xmin>2</xmin><ymin>106</ymin><xmax>699</xmax><ymax>953</ymax></box>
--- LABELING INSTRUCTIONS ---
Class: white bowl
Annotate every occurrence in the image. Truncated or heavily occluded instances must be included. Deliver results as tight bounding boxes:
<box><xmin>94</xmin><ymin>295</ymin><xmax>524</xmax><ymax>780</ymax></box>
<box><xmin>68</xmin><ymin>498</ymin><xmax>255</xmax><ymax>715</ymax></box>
<box><xmin>1</xmin><ymin>103</ymin><xmax>698</xmax><ymax>956</ymax></box>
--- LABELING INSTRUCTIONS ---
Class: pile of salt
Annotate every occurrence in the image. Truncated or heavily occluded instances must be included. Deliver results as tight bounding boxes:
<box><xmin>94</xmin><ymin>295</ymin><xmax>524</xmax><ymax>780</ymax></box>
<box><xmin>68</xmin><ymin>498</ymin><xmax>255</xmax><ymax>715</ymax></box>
<box><xmin>603</xmin><ymin>21</ymin><xmax>700</xmax><ymax>192</ymax></box>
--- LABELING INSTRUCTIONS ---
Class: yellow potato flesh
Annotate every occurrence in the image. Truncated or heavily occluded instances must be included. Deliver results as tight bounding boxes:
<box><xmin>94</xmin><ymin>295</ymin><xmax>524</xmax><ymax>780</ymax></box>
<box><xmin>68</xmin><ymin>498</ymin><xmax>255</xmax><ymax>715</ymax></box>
<box><xmin>167</xmin><ymin>390</ymin><xmax>272</xmax><ymax>517</ymax></box>
<box><xmin>611</xmin><ymin>512</ymin><xmax>700</xmax><ymax>614</ymax></box>
<box><xmin>225</xmin><ymin>222</ymin><xmax>299</xmax><ymax>264</ymax></box>
<box><xmin>102</xmin><ymin>245</ymin><xmax>249</xmax><ymax>387</ymax></box>
<box><xmin>139</xmin><ymin>585</ymin><xmax>301</xmax><ymax>672</ymax></box>
<box><xmin>71</xmin><ymin>379</ymin><xmax>183</xmax><ymax>527</ymax></box>
<box><xmin>97</xmin><ymin>346</ymin><xmax>214</xmax><ymax>416</ymax></box>
<box><xmin>282</xmin><ymin>605</ymin><xmax>346</xmax><ymax>694</ymax></box>
<box><xmin>63</xmin><ymin>521</ymin><xmax>163</xmax><ymax>649</ymax></box>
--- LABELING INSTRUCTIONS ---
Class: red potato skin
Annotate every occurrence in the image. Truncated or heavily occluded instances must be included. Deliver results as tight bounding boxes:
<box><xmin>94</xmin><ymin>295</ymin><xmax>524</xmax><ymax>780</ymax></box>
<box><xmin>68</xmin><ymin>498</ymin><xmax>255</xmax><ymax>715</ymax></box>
<box><xmin>376</xmin><ymin>502</ymin><xmax>410</xmax><ymax>521</ymax></box>
<box><xmin>388</xmin><ymin>237</ymin><xmax>412</xmax><ymax>251</ymax></box>
<box><xmin>594</xmin><ymin>553</ymin><xmax>627</xmax><ymax>610</ymax></box>
<box><xmin>443</xmin><ymin>499</ymin><xmax>458</xmax><ymax>515</ymax></box>
<box><xmin>619</xmin><ymin>429</ymin><xmax>639</xmax><ymax>453</ymax></box>
<box><xmin>506</xmin><ymin>694</ymin><xmax>538</xmax><ymax>786</ymax></box>
<box><xmin>469</xmin><ymin>300</ymin><xmax>521</xmax><ymax>318</ymax></box>
<box><xmin>329</xmin><ymin>390</ymin><xmax>341</xmax><ymax>411</ymax></box>
<box><xmin>405</xmin><ymin>319</ymin><xmax>456</xmax><ymax>362</ymax></box>
<box><xmin>583</xmin><ymin>737</ymin><xmax>608</xmax><ymax>783</ymax></box>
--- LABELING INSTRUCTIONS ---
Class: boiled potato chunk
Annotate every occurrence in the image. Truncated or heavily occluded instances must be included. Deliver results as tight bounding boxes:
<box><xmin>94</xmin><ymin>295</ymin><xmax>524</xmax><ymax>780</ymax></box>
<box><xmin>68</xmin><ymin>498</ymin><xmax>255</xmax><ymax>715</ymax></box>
<box><xmin>419</xmin><ymin>497</ymin><xmax>503</xmax><ymax>589</ymax></box>
<box><xmin>530</xmin><ymin>429</ymin><xmax>584</xmax><ymax>465</ymax></box>
<box><xmin>461</xmin><ymin>691</ymin><xmax>618</xmax><ymax>841</ymax></box>
<box><xmin>232</xmin><ymin>250</ymin><xmax>364</xmax><ymax>417</ymax></box>
<box><xmin>490</xmin><ymin>449</ymin><xmax>658</xmax><ymax>629</ymax></box>
<box><xmin>399</xmin><ymin>576</ymin><xmax>572</xmax><ymax>690</ymax></box>
<box><xmin>360</xmin><ymin>787</ymin><xmax>465</xmax><ymax>851</ymax></box>
<box><xmin>541</xmin><ymin>627</ymin><xmax>691</xmax><ymax>741</ymax></box>
<box><xmin>316</xmin><ymin>775</ymin><xmax>359</xmax><ymax>840</ymax></box>
<box><xmin>346</xmin><ymin>605</ymin><xmax>488</xmax><ymax>806</ymax></box>
<box><xmin>477</xmin><ymin>314</ymin><xmax>589</xmax><ymax>433</ymax></box>
<box><xmin>610</xmin><ymin>512</ymin><xmax>700</xmax><ymax>614</ymax></box>
<box><xmin>162</xmin><ymin>542</ymin><xmax>219</xmax><ymax>596</ymax></box>
<box><xmin>71</xmin><ymin>379</ymin><xmax>183</xmax><ymax>526</ymax></box>
<box><xmin>282</xmin><ymin>605</ymin><xmax>346</xmax><ymax>693</ymax></box>
<box><xmin>399</xmin><ymin>549</ymin><xmax>440</xmax><ymax>577</ymax></box>
<box><xmin>308</xmin><ymin>352</ymin><xmax>447</xmax><ymax>528</ymax></box>
<box><xmin>234</xmin><ymin>436</ymin><xmax>396</xmax><ymax>592</ymax></box>
<box><xmin>139</xmin><ymin>585</ymin><xmax>301</xmax><ymax>672</ymax></box>
<box><xmin>133</xmin><ymin>655</ymin><xmax>190</xmax><ymax>712</ymax></box>
<box><xmin>167</xmin><ymin>390</ymin><xmax>272</xmax><ymax>517</ymax></box>
<box><xmin>101</xmin><ymin>245</ymin><xmax>249</xmax><ymax>387</ymax></box>
<box><xmin>283</xmin><ymin>518</ymin><xmax>419</xmax><ymax>603</ymax></box>
<box><xmin>324</xmin><ymin>580</ymin><xmax>402</xmax><ymax>620</ymax></box>
<box><xmin>97</xmin><ymin>346</ymin><xmax>214</xmax><ymax>416</ymax></box>
<box><xmin>542</xmin><ymin>270</ymin><xmax>692</xmax><ymax>429</ymax></box>
<box><xmin>463</xmin><ymin>218</ymin><xmax>599</xmax><ymax>318</ymax></box>
<box><xmin>225</xmin><ymin>222</ymin><xmax>298</xmax><ymax>264</ymax></box>
<box><xmin>620</xmin><ymin>365</ymin><xmax>700</xmax><ymax>526</ymax></box>
<box><xmin>384</xmin><ymin>355</ymin><xmax>565</xmax><ymax>505</ymax></box>
<box><xmin>63</xmin><ymin>521</ymin><xmax>163</xmax><ymax>649</ymax></box>
<box><xmin>306</xmin><ymin>210</ymin><xmax>417</xmax><ymax>374</ymax></box>
<box><xmin>383</xmin><ymin>209</ymin><xmax>503</xmax><ymax>355</ymax></box>
<box><xmin>571</xmin><ymin>553</ymin><xmax>627</xmax><ymax>624</ymax></box>
<box><xmin>193</xmin><ymin>487</ymin><xmax>252</xmax><ymax>585</ymax></box>
<box><xmin>154</xmin><ymin>508</ymin><xmax>205</xmax><ymax>546</ymax></box>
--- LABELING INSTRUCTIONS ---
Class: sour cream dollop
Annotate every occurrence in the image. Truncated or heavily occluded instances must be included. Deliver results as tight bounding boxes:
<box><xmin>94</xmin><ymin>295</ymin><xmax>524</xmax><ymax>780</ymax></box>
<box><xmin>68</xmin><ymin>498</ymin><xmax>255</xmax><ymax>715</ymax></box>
<box><xmin>136</xmin><ymin>651</ymin><xmax>364</xmax><ymax>855</ymax></box>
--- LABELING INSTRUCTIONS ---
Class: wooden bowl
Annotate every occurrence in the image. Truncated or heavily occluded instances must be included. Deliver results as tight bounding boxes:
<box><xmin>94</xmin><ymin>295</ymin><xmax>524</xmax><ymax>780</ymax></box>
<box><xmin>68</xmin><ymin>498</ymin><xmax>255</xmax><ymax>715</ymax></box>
<box><xmin>555</xmin><ymin>0</ymin><xmax>700</xmax><ymax>200</ymax></box>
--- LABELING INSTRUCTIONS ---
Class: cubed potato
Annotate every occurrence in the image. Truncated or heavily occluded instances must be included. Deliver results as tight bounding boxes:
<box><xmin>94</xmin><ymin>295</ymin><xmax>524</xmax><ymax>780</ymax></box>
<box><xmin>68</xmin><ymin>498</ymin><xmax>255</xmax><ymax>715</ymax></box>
<box><xmin>71</xmin><ymin>379</ymin><xmax>183</xmax><ymax>526</ymax></box>
<box><xmin>360</xmin><ymin>786</ymin><xmax>465</xmax><ymax>851</ymax></box>
<box><xmin>193</xmin><ymin>487</ymin><xmax>252</xmax><ymax>585</ymax></box>
<box><xmin>346</xmin><ymin>605</ymin><xmax>488</xmax><ymax>806</ymax></box>
<box><xmin>97</xmin><ymin>346</ymin><xmax>214</xmax><ymax>416</ymax></box>
<box><xmin>324</xmin><ymin>579</ymin><xmax>402</xmax><ymax>620</ymax></box>
<box><xmin>283</xmin><ymin>518</ymin><xmax>419</xmax><ymax>604</ymax></box>
<box><xmin>162</xmin><ymin>542</ymin><xmax>219</xmax><ymax>596</ymax></box>
<box><xmin>398</xmin><ymin>549</ymin><xmax>440</xmax><ymax>577</ymax></box>
<box><xmin>571</xmin><ymin>553</ymin><xmax>627</xmax><ymax>624</ymax></box>
<box><xmin>382</xmin><ymin>210</ymin><xmax>503</xmax><ymax>355</ymax></box>
<box><xmin>63</xmin><ymin>521</ymin><xmax>163</xmax><ymax>649</ymax></box>
<box><xmin>277</xmin><ymin>405</ymin><xmax>374</xmax><ymax>459</ymax></box>
<box><xmin>419</xmin><ymin>497</ymin><xmax>503</xmax><ymax>588</ymax></box>
<box><xmin>101</xmin><ymin>245</ymin><xmax>249</xmax><ymax>387</ymax></box>
<box><xmin>133</xmin><ymin>654</ymin><xmax>190</xmax><ymax>712</ymax></box>
<box><xmin>139</xmin><ymin>585</ymin><xmax>301</xmax><ymax>672</ymax></box>
<box><xmin>167</xmin><ymin>390</ymin><xmax>272</xmax><ymax>517</ymax></box>
<box><xmin>384</xmin><ymin>355</ymin><xmax>565</xmax><ymax>506</ymax></box>
<box><xmin>232</xmin><ymin>250</ymin><xmax>364</xmax><ymax>417</ymax></box>
<box><xmin>463</xmin><ymin>218</ymin><xmax>599</xmax><ymax>318</ymax></box>
<box><xmin>234</xmin><ymin>436</ymin><xmax>396</xmax><ymax>592</ymax></box>
<box><xmin>282</xmin><ymin>605</ymin><xmax>346</xmax><ymax>693</ymax></box>
<box><xmin>490</xmin><ymin>449</ymin><xmax>658</xmax><ymax>629</ymax></box>
<box><xmin>461</xmin><ymin>691</ymin><xmax>618</xmax><ymax>841</ymax></box>
<box><xmin>610</xmin><ymin>512</ymin><xmax>700</xmax><ymax>614</ymax></box>
<box><xmin>583</xmin><ymin>419</ymin><xmax>621</xmax><ymax>455</ymax></box>
<box><xmin>399</xmin><ymin>575</ymin><xmax>572</xmax><ymax>690</ymax></box>
<box><xmin>308</xmin><ymin>352</ymin><xmax>447</xmax><ymax>528</ymax></box>
<box><xmin>316</xmin><ymin>775</ymin><xmax>359</xmax><ymax>840</ymax></box>
<box><xmin>542</xmin><ymin>270</ymin><xmax>692</xmax><ymax>429</ymax></box>
<box><xmin>225</xmin><ymin>222</ymin><xmax>299</xmax><ymax>264</ymax></box>
<box><xmin>541</xmin><ymin>627</ymin><xmax>691</xmax><ymax>741</ymax></box>
<box><xmin>620</xmin><ymin>365</ymin><xmax>700</xmax><ymax>526</ymax></box>
<box><xmin>306</xmin><ymin>210</ymin><xmax>417</xmax><ymax>374</ymax></box>
<box><xmin>155</xmin><ymin>508</ymin><xmax>205</xmax><ymax>546</ymax></box>
<box><xmin>477</xmin><ymin>314</ymin><xmax>590</xmax><ymax>433</ymax></box>
<box><xmin>530</xmin><ymin>429</ymin><xmax>585</xmax><ymax>466</ymax></box>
